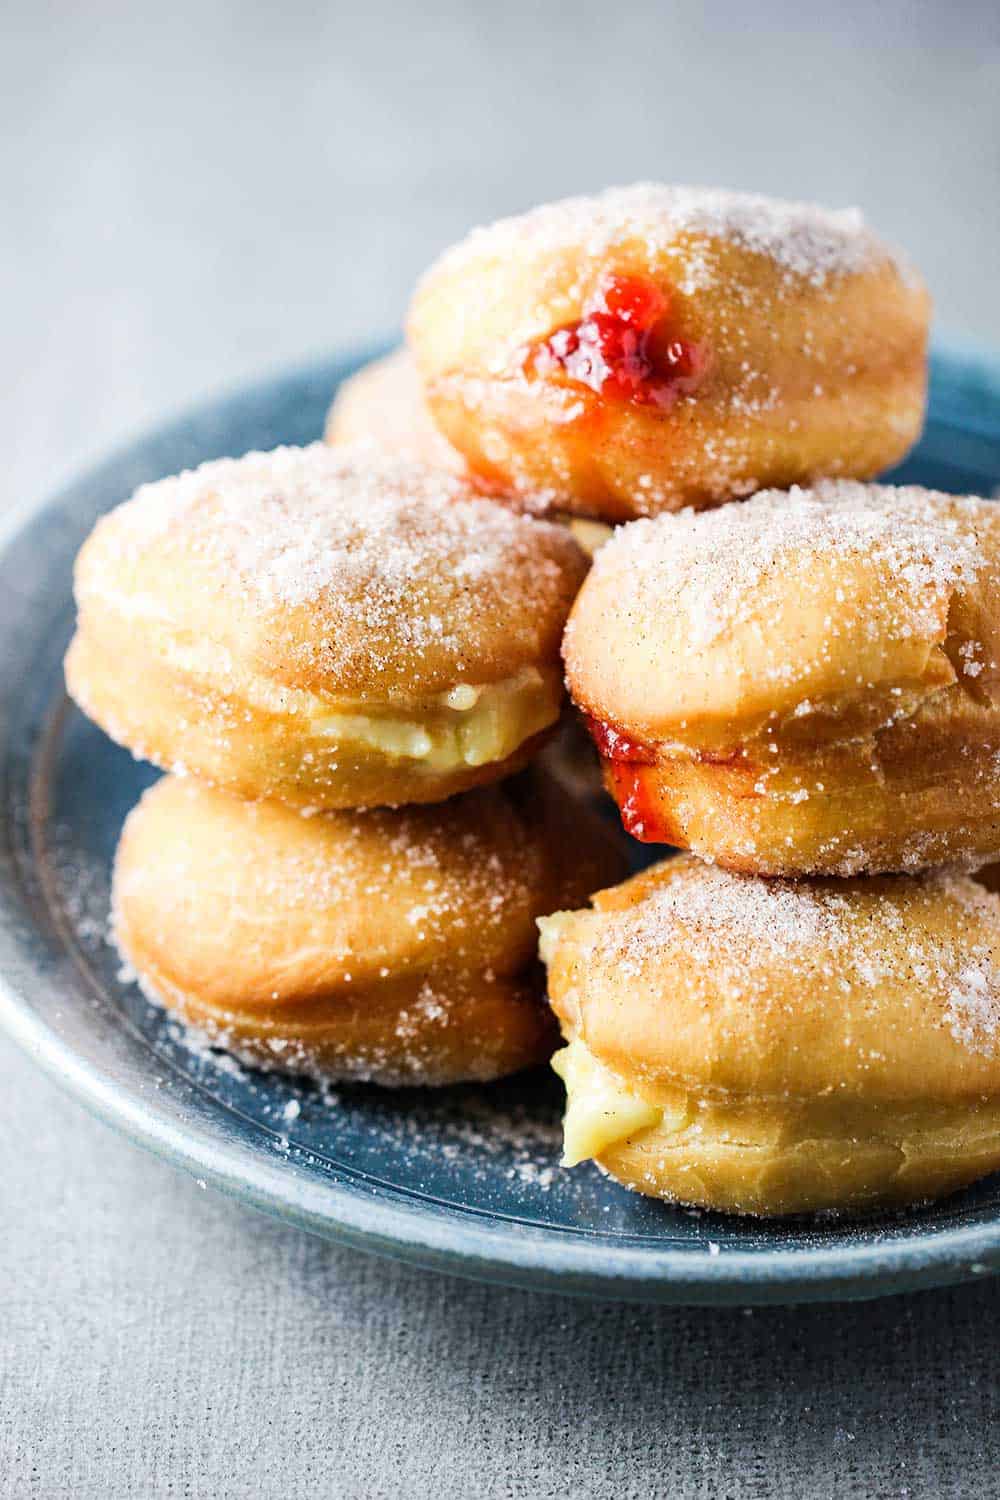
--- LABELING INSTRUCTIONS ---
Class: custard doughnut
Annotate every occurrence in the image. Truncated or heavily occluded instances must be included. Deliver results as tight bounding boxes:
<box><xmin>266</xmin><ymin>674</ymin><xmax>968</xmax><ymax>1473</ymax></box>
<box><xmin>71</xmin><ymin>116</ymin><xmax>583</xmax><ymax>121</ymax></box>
<box><xmin>324</xmin><ymin>348</ymin><xmax>464</xmax><ymax>471</ymax></box>
<box><xmin>541</xmin><ymin>856</ymin><xmax>1000</xmax><ymax>1217</ymax></box>
<box><xmin>565</xmin><ymin>481</ymin><xmax>1000</xmax><ymax>876</ymax></box>
<box><xmin>66</xmin><ymin>446</ymin><xmax>587</xmax><ymax>810</ymax></box>
<box><xmin>408</xmin><ymin>184</ymin><xmax>929</xmax><ymax>522</ymax></box>
<box><xmin>114</xmin><ymin>769</ymin><xmax>626</xmax><ymax>1086</ymax></box>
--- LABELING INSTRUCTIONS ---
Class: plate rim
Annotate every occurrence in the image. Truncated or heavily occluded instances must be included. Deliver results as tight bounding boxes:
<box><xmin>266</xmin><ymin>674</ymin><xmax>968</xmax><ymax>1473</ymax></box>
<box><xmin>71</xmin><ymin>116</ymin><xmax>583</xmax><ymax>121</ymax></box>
<box><xmin>5</xmin><ymin>335</ymin><xmax>1000</xmax><ymax>1306</ymax></box>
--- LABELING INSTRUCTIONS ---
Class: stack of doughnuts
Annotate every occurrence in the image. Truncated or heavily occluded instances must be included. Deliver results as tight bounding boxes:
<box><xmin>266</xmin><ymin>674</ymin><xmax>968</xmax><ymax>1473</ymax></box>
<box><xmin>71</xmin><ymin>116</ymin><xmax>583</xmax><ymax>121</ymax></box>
<box><xmin>69</xmin><ymin>182</ymin><xmax>1000</xmax><ymax>1218</ymax></box>
<box><xmin>551</xmin><ymin>480</ymin><xmax>1000</xmax><ymax>1215</ymax></box>
<box><xmin>67</xmin><ymin>445</ymin><xmax>624</xmax><ymax>1085</ymax></box>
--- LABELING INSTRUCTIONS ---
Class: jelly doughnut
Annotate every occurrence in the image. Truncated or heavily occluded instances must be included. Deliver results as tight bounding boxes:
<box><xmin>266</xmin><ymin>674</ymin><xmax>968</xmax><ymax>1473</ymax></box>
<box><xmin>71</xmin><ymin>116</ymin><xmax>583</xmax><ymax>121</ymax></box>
<box><xmin>66</xmin><ymin>445</ymin><xmax>587</xmax><ymax>810</ymax></box>
<box><xmin>541</xmin><ymin>857</ymin><xmax>1000</xmax><ymax>1216</ymax></box>
<box><xmin>113</xmin><ymin>770</ymin><xmax>626</xmax><ymax>1086</ymax></box>
<box><xmin>565</xmin><ymin>481</ymin><xmax>1000</xmax><ymax>876</ymax></box>
<box><xmin>408</xmin><ymin>184</ymin><xmax>929</xmax><ymax>522</ymax></box>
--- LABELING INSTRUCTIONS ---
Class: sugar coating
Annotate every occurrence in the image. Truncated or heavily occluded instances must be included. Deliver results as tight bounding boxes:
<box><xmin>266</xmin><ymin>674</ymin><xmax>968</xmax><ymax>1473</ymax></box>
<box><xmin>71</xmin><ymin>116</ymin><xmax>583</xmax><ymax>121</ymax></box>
<box><xmin>579</xmin><ymin>863</ymin><xmax>1000</xmax><ymax>1057</ymax></box>
<box><xmin>127</xmin><ymin>967</ymin><xmax>524</xmax><ymax>1090</ymax></box>
<box><xmin>113</xmin><ymin>778</ymin><xmax>556</xmax><ymax>1087</ymax></box>
<box><xmin>426</xmin><ymin>183</ymin><xmax>906</xmax><ymax>294</ymax></box>
<box><xmin>575</xmin><ymin>479</ymin><xmax>994</xmax><ymax>659</ymax></box>
<box><xmin>88</xmin><ymin>444</ymin><xmax>579</xmax><ymax>667</ymax></box>
<box><xmin>117</xmin><ymin>779</ymin><xmax>543</xmax><ymax>963</ymax></box>
<box><xmin>414</xmin><ymin>188</ymin><xmax>926</xmax><ymax>519</ymax></box>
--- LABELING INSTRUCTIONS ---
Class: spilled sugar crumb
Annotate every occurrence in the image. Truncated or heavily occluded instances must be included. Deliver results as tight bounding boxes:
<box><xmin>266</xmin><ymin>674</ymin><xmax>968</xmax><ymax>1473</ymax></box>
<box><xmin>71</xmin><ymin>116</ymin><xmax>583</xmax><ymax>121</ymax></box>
<box><xmin>158</xmin><ymin>1013</ymin><xmax>566</xmax><ymax>1190</ymax></box>
<box><xmin>425</xmin><ymin>184</ymin><xmax>905</xmax><ymax>293</ymax></box>
<box><xmin>389</xmin><ymin>1093</ymin><xmax>563</xmax><ymax>1174</ymax></box>
<box><xmin>508</xmin><ymin>1160</ymin><xmax>557</xmax><ymax>1188</ymax></box>
<box><xmin>46</xmin><ymin>827</ymin><xmax>115</xmax><ymax>954</ymax></box>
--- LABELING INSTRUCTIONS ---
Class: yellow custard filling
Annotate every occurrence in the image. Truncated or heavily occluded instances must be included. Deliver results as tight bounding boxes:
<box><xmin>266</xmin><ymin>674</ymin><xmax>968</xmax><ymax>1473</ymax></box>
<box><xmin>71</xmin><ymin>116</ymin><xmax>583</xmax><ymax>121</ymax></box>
<box><xmin>311</xmin><ymin>666</ymin><xmax>562</xmax><ymax>770</ymax></box>
<box><xmin>565</xmin><ymin>518</ymin><xmax>613</xmax><ymax>557</ymax></box>
<box><xmin>551</xmin><ymin>1037</ymin><xmax>662</xmax><ymax>1167</ymax></box>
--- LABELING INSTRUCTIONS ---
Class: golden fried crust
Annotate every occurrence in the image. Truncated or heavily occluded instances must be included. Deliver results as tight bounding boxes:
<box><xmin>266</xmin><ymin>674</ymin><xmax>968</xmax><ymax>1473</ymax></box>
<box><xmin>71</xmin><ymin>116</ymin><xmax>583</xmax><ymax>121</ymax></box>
<box><xmin>408</xmin><ymin>185</ymin><xmax>928</xmax><ymax>521</ymax></box>
<box><xmin>66</xmin><ymin>445</ymin><xmax>587</xmax><ymax>809</ymax></box>
<box><xmin>541</xmin><ymin>857</ymin><xmax>1000</xmax><ymax>1215</ymax></box>
<box><xmin>324</xmin><ymin>348</ymin><xmax>465</xmax><ymax>472</ymax></box>
<box><xmin>565</xmin><ymin>481</ymin><xmax>1000</xmax><ymax>874</ymax></box>
<box><xmin>114</xmin><ymin>770</ymin><xmax>627</xmax><ymax>1087</ymax></box>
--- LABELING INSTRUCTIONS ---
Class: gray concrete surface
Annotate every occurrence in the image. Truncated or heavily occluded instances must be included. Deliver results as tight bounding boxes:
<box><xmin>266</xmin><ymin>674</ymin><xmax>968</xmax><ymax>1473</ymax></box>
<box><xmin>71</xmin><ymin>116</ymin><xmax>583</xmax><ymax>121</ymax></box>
<box><xmin>3</xmin><ymin>2</ymin><xmax>1000</xmax><ymax>1495</ymax></box>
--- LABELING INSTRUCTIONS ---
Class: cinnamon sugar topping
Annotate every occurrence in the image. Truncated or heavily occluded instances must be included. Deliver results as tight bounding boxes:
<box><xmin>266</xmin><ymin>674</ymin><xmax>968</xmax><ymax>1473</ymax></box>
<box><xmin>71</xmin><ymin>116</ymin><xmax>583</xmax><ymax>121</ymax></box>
<box><xmin>580</xmin><ymin>480</ymin><xmax>993</xmax><ymax>655</ymax></box>
<box><xmin>579</xmin><ymin>863</ymin><xmax>1000</xmax><ymax>1056</ymax></box>
<box><xmin>79</xmin><ymin>445</ymin><xmax>583</xmax><ymax>687</ymax></box>
<box><xmin>100</xmin><ymin>444</ymin><xmax>571</xmax><ymax>612</ymax></box>
<box><xmin>426</xmin><ymin>184</ymin><xmax>906</xmax><ymax>293</ymax></box>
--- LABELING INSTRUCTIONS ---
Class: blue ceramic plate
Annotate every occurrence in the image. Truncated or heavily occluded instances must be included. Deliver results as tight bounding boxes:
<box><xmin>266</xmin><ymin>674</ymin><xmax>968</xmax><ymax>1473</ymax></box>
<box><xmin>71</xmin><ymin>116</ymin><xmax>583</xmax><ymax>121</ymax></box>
<box><xmin>3</xmin><ymin>340</ymin><xmax>1000</xmax><ymax>1307</ymax></box>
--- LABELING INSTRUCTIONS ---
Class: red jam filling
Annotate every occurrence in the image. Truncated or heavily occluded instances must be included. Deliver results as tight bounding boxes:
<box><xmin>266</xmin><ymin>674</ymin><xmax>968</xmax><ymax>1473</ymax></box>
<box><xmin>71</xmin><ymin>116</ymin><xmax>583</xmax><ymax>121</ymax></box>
<box><xmin>585</xmin><ymin>716</ymin><xmax>672</xmax><ymax>842</ymax></box>
<box><xmin>527</xmin><ymin>273</ymin><xmax>705</xmax><ymax>409</ymax></box>
<box><xmin>607</xmin><ymin>762</ymin><xmax>666</xmax><ymax>844</ymax></box>
<box><xmin>585</xmin><ymin>715</ymin><xmax>656</xmax><ymax>765</ymax></box>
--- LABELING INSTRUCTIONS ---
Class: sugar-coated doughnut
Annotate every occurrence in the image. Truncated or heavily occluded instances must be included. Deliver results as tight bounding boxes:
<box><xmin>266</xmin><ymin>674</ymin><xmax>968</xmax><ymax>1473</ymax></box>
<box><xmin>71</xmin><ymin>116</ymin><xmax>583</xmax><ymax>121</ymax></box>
<box><xmin>324</xmin><ymin>347</ymin><xmax>464</xmax><ymax>472</ymax></box>
<box><xmin>114</xmin><ymin>769</ymin><xmax>626</xmax><ymax>1087</ymax></box>
<box><xmin>408</xmin><ymin>184</ymin><xmax>929</xmax><ymax>522</ymax></box>
<box><xmin>324</xmin><ymin>349</ymin><xmax>615</xmax><ymax>557</ymax></box>
<box><xmin>541</xmin><ymin>856</ymin><xmax>1000</xmax><ymax>1216</ymax></box>
<box><xmin>565</xmin><ymin>481</ymin><xmax>1000</xmax><ymax>876</ymax></box>
<box><xmin>66</xmin><ymin>446</ymin><xmax>587</xmax><ymax>810</ymax></box>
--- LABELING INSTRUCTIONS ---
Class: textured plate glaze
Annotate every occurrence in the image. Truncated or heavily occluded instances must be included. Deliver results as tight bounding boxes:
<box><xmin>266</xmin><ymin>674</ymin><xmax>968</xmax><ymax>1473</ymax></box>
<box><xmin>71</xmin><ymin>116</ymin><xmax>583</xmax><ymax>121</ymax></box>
<box><xmin>3</xmin><ymin>340</ymin><xmax>1000</xmax><ymax>1306</ymax></box>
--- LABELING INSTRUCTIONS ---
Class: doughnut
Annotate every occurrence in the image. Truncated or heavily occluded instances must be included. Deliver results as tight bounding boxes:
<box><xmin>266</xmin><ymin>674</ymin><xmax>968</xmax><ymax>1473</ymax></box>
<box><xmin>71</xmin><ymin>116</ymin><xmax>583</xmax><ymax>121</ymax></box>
<box><xmin>408</xmin><ymin>184</ymin><xmax>929</xmax><ymax>522</ymax></box>
<box><xmin>113</xmin><ymin>768</ymin><xmax>627</xmax><ymax>1087</ymax></box>
<box><xmin>565</xmin><ymin>481</ymin><xmax>1000</xmax><ymax>876</ymax></box>
<box><xmin>324</xmin><ymin>348</ymin><xmax>614</xmax><ymax>557</ymax></box>
<box><xmin>540</xmin><ymin>856</ymin><xmax>1000</xmax><ymax>1217</ymax></box>
<box><xmin>324</xmin><ymin>347</ymin><xmax>464</xmax><ymax>471</ymax></box>
<box><xmin>65</xmin><ymin>445</ymin><xmax>587</xmax><ymax>810</ymax></box>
